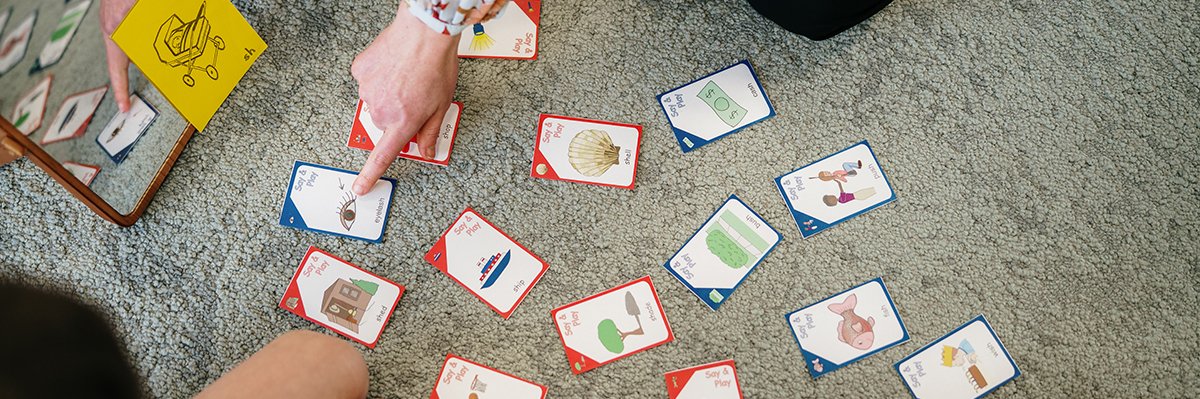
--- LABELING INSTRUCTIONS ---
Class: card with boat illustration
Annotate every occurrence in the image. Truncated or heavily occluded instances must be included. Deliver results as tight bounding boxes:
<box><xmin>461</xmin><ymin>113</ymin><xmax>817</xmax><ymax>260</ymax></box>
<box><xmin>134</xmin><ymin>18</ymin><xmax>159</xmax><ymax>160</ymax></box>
<box><xmin>786</xmin><ymin>277</ymin><xmax>908</xmax><ymax>378</ymax></box>
<box><xmin>895</xmin><ymin>315</ymin><xmax>1020</xmax><ymax>399</ymax></box>
<box><xmin>278</xmin><ymin>246</ymin><xmax>405</xmax><ymax>348</ymax></box>
<box><xmin>426</xmin><ymin>208</ymin><xmax>549</xmax><ymax>319</ymax></box>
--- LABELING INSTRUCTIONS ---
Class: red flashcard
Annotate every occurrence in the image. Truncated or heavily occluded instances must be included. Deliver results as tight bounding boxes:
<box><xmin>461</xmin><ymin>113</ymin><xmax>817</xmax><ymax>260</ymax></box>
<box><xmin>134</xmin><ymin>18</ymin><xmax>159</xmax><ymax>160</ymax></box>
<box><xmin>61</xmin><ymin>162</ymin><xmax>100</xmax><ymax>186</ymax></box>
<box><xmin>429</xmin><ymin>354</ymin><xmax>547</xmax><ymax>399</ymax></box>
<box><xmin>551</xmin><ymin>276</ymin><xmax>674</xmax><ymax>374</ymax></box>
<box><xmin>531</xmin><ymin>114</ymin><xmax>642</xmax><ymax>190</ymax></box>
<box><xmin>665</xmin><ymin>359</ymin><xmax>744</xmax><ymax>399</ymax></box>
<box><xmin>279</xmin><ymin>247</ymin><xmax>405</xmax><ymax>348</ymax></box>
<box><xmin>41</xmin><ymin>86</ymin><xmax>108</xmax><ymax>145</ymax></box>
<box><xmin>347</xmin><ymin>100</ymin><xmax>463</xmax><ymax>166</ymax></box>
<box><xmin>456</xmin><ymin>0</ymin><xmax>541</xmax><ymax>60</ymax></box>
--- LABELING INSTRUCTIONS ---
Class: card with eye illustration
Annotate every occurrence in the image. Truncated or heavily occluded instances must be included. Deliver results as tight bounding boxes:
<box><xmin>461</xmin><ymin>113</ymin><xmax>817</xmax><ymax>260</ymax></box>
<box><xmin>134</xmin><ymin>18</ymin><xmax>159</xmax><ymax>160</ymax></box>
<box><xmin>456</xmin><ymin>0</ymin><xmax>540</xmax><ymax>60</ymax></box>
<box><xmin>430</xmin><ymin>354</ymin><xmax>547</xmax><ymax>399</ymax></box>
<box><xmin>530</xmin><ymin>114</ymin><xmax>642</xmax><ymax>190</ymax></box>
<box><xmin>786</xmin><ymin>277</ymin><xmax>908</xmax><ymax>378</ymax></box>
<box><xmin>279</xmin><ymin>246</ymin><xmax>405</xmax><ymax>348</ymax></box>
<box><xmin>96</xmin><ymin>94</ymin><xmax>158</xmax><ymax>164</ymax></box>
<box><xmin>425</xmin><ymin>208</ymin><xmax>549</xmax><ymax>319</ymax></box>
<box><xmin>665</xmin><ymin>359</ymin><xmax>743</xmax><ymax>399</ymax></box>
<box><xmin>895</xmin><ymin>315</ymin><xmax>1020</xmax><ymax>399</ymax></box>
<box><xmin>41</xmin><ymin>86</ymin><xmax>108</xmax><ymax>145</ymax></box>
<box><xmin>775</xmin><ymin>140</ymin><xmax>896</xmax><ymax>238</ymax></box>
<box><xmin>551</xmin><ymin>276</ymin><xmax>674</xmax><ymax>374</ymax></box>
<box><xmin>347</xmin><ymin>100</ymin><xmax>462</xmax><ymax>166</ymax></box>
<box><xmin>279</xmin><ymin>161</ymin><xmax>396</xmax><ymax>243</ymax></box>
<box><xmin>657</xmin><ymin>60</ymin><xmax>775</xmax><ymax>153</ymax></box>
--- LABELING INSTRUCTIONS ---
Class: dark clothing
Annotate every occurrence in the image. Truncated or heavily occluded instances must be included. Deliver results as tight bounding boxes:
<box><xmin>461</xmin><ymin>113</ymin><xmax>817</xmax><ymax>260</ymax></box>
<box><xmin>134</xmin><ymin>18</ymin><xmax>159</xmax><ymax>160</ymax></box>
<box><xmin>747</xmin><ymin>0</ymin><xmax>894</xmax><ymax>40</ymax></box>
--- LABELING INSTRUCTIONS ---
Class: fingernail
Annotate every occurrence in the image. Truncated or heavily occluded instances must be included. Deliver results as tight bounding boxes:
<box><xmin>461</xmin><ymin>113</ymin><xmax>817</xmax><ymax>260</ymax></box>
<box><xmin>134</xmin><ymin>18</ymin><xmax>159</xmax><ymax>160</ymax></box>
<box><xmin>353</xmin><ymin>180</ymin><xmax>370</xmax><ymax>196</ymax></box>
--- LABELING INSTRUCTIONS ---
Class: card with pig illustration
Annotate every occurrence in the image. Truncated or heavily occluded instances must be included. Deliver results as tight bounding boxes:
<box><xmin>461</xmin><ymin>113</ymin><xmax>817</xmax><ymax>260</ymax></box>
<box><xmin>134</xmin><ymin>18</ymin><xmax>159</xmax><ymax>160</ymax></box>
<box><xmin>786</xmin><ymin>277</ymin><xmax>908</xmax><ymax>378</ymax></box>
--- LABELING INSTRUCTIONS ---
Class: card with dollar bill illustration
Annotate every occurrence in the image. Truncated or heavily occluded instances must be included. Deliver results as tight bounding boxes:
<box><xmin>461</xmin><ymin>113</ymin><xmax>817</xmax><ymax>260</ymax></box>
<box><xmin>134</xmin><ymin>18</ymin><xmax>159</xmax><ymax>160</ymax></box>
<box><xmin>657</xmin><ymin>60</ymin><xmax>775</xmax><ymax>153</ymax></box>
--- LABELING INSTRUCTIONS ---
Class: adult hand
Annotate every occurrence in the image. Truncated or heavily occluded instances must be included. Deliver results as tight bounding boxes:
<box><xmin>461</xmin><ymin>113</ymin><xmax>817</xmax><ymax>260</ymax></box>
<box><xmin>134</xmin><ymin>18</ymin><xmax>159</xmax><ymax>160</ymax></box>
<box><xmin>100</xmin><ymin>0</ymin><xmax>137</xmax><ymax>112</ymax></box>
<box><xmin>350</xmin><ymin>9</ymin><xmax>459</xmax><ymax>196</ymax></box>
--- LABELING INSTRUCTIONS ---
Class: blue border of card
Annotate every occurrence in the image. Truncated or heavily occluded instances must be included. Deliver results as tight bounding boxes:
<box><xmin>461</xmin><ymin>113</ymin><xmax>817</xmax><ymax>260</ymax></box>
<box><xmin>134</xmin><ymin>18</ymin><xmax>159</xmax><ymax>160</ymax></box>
<box><xmin>278</xmin><ymin>160</ymin><xmax>397</xmax><ymax>243</ymax></box>
<box><xmin>785</xmin><ymin>277</ymin><xmax>909</xmax><ymax>378</ymax></box>
<box><xmin>656</xmin><ymin>60</ymin><xmax>776</xmax><ymax>153</ymax></box>
<box><xmin>774</xmin><ymin>140</ymin><xmax>896</xmax><ymax>238</ymax></box>
<box><xmin>95</xmin><ymin>94</ymin><xmax>158</xmax><ymax>165</ymax></box>
<box><xmin>662</xmin><ymin>194</ymin><xmax>781</xmax><ymax>311</ymax></box>
<box><xmin>893</xmin><ymin>315</ymin><xmax>1021</xmax><ymax>399</ymax></box>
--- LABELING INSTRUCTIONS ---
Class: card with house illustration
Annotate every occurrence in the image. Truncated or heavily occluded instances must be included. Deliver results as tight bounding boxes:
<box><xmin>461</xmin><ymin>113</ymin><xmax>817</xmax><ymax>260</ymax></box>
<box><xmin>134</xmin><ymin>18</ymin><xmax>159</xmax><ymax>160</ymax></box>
<box><xmin>895</xmin><ymin>315</ymin><xmax>1020</xmax><ymax>399</ymax></box>
<box><xmin>664</xmin><ymin>194</ymin><xmax>781</xmax><ymax>310</ymax></box>
<box><xmin>664</xmin><ymin>359</ymin><xmax>743</xmax><ymax>399</ymax></box>
<box><xmin>456</xmin><ymin>0</ymin><xmax>540</xmax><ymax>60</ymax></box>
<box><xmin>425</xmin><ymin>208</ymin><xmax>549</xmax><ymax>319</ymax></box>
<box><xmin>279</xmin><ymin>161</ymin><xmax>396</xmax><ymax>243</ymax></box>
<box><xmin>551</xmin><ymin>276</ymin><xmax>674</xmax><ymax>374</ymax></box>
<box><xmin>787</xmin><ymin>277</ymin><xmax>908</xmax><ymax>378</ymax></box>
<box><xmin>658</xmin><ymin>60</ymin><xmax>775</xmax><ymax>153</ymax></box>
<box><xmin>775</xmin><ymin>140</ymin><xmax>895</xmax><ymax>238</ymax></box>
<box><xmin>430</xmin><ymin>354</ymin><xmax>547</xmax><ymax>399</ymax></box>
<box><xmin>530</xmin><ymin>114</ymin><xmax>642</xmax><ymax>190</ymax></box>
<box><xmin>347</xmin><ymin>100</ymin><xmax>463</xmax><ymax>166</ymax></box>
<box><xmin>279</xmin><ymin>246</ymin><xmax>405</xmax><ymax>348</ymax></box>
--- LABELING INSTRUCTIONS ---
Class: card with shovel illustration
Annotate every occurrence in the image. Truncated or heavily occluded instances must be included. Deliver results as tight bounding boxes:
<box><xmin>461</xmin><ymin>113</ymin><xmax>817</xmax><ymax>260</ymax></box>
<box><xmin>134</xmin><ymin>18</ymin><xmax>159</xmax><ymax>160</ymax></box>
<box><xmin>551</xmin><ymin>276</ymin><xmax>673</xmax><ymax>374</ymax></box>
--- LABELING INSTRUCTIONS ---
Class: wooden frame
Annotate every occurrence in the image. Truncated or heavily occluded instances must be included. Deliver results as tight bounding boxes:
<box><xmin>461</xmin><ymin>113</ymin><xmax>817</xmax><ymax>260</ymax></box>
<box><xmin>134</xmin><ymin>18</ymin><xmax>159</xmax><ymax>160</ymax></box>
<box><xmin>0</xmin><ymin>117</ymin><xmax>194</xmax><ymax>227</ymax></box>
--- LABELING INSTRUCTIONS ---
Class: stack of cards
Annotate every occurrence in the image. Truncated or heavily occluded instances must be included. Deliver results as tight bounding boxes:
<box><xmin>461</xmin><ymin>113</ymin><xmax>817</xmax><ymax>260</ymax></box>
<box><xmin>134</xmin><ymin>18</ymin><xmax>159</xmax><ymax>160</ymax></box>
<box><xmin>11</xmin><ymin>75</ymin><xmax>52</xmax><ymax>135</ymax></box>
<box><xmin>0</xmin><ymin>10</ymin><xmax>35</xmax><ymax>74</ymax></box>
<box><xmin>425</xmin><ymin>208</ymin><xmax>549</xmax><ymax>319</ymax></box>
<box><xmin>530</xmin><ymin>114</ymin><xmax>643</xmax><ymax>190</ymax></box>
<box><xmin>279</xmin><ymin>247</ymin><xmax>405</xmax><ymax>348</ymax></box>
<box><xmin>664</xmin><ymin>195</ymin><xmax>781</xmax><ymax>310</ymax></box>
<box><xmin>41</xmin><ymin>86</ymin><xmax>108</xmax><ymax>145</ymax></box>
<box><xmin>96</xmin><ymin>94</ymin><xmax>159</xmax><ymax>164</ymax></box>
<box><xmin>32</xmin><ymin>0</ymin><xmax>91</xmax><ymax>71</ymax></box>
<box><xmin>551</xmin><ymin>276</ymin><xmax>674</xmax><ymax>374</ymax></box>
<box><xmin>430</xmin><ymin>354</ymin><xmax>547</xmax><ymax>399</ymax></box>
<box><xmin>658</xmin><ymin>60</ymin><xmax>775</xmax><ymax>153</ymax></box>
<box><xmin>665</xmin><ymin>359</ymin><xmax>744</xmax><ymax>399</ymax></box>
<box><xmin>279</xmin><ymin>161</ymin><xmax>397</xmax><ymax>243</ymax></box>
<box><xmin>786</xmin><ymin>278</ymin><xmax>909</xmax><ymax>378</ymax></box>
<box><xmin>895</xmin><ymin>316</ymin><xmax>1020</xmax><ymax>399</ymax></box>
<box><xmin>456</xmin><ymin>0</ymin><xmax>540</xmax><ymax>60</ymax></box>
<box><xmin>347</xmin><ymin>100</ymin><xmax>463</xmax><ymax>166</ymax></box>
<box><xmin>776</xmin><ymin>140</ymin><xmax>896</xmax><ymax>238</ymax></box>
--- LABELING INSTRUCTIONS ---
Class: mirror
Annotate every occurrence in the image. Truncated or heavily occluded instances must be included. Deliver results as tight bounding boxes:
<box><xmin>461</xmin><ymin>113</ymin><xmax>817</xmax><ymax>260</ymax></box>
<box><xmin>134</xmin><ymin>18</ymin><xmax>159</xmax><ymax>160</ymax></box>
<box><xmin>0</xmin><ymin>0</ymin><xmax>193</xmax><ymax>226</ymax></box>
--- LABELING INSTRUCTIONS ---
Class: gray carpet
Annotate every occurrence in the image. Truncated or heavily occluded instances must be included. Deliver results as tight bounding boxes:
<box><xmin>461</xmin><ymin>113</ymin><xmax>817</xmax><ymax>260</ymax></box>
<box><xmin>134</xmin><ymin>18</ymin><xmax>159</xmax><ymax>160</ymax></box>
<box><xmin>2</xmin><ymin>0</ymin><xmax>1198</xmax><ymax>397</ymax></box>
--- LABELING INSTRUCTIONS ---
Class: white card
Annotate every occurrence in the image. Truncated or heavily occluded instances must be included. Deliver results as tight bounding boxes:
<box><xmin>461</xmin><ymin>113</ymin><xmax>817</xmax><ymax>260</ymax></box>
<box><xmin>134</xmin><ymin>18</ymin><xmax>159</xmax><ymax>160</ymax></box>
<box><xmin>0</xmin><ymin>11</ymin><xmax>35</xmax><ymax>74</ymax></box>
<box><xmin>895</xmin><ymin>316</ymin><xmax>1021</xmax><ymax>399</ymax></box>
<box><xmin>665</xmin><ymin>359</ymin><xmax>743</xmax><ymax>399</ymax></box>
<box><xmin>456</xmin><ymin>0</ymin><xmax>540</xmax><ymax>60</ymax></box>
<box><xmin>775</xmin><ymin>140</ymin><xmax>896</xmax><ymax>238</ymax></box>
<box><xmin>279</xmin><ymin>161</ymin><xmax>396</xmax><ymax>243</ymax></box>
<box><xmin>34</xmin><ymin>0</ymin><xmax>91</xmax><ymax>70</ymax></box>
<box><xmin>96</xmin><ymin>94</ymin><xmax>158</xmax><ymax>164</ymax></box>
<box><xmin>11</xmin><ymin>75</ymin><xmax>52</xmax><ymax>135</ymax></box>
<box><xmin>530</xmin><ymin>114</ymin><xmax>643</xmax><ymax>189</ymax></box>
<box><xmin>664</xmin><ymin>195</ymin><xmax>781</xmax><ymax>310</ymax></box>
<box><xmin>658</xmin><ymin>60</ymin><xmax>775</xmax><ymax>152</ymax></box>
<box><xmin>62</xmin><ymin>161</ymin><xmax>100</xmax><ymax>186</ymax></box>
<box><xmin>0</xmin><ymin>8</ymin><xmax>12</xmax><ymax>36</ymax></box>
<box><xmin>347</xmin><ymin>100</ymin><xmax>462</xmax><ymax>166</ymax></box>
<box><xmin>430</xmin><ymin>354</ymin><xmax>547</xmax><ymax>399</ymax></box>
<box><xmin>425</xmin><ymin>208</ymin><xmax>549</xmax><ymax>319</ymax></box>
<box><xmin>551</xmin><ymin>276</ymin><xmax>674</xmax><ymax>374</ymax></box>
<box><xmin>787</xmin><ymin>278</ymin><xmax>908</xmax><ymax>378</ymax></box>
<box><xmin>41</xmin><ymin>86</ymin><xmax>107</xmax><ymax>145</ymax></box>
<box><xmin>279</xmin><ymin>247</ymin><xmax>405</xmax><ymax>348</ymax></box>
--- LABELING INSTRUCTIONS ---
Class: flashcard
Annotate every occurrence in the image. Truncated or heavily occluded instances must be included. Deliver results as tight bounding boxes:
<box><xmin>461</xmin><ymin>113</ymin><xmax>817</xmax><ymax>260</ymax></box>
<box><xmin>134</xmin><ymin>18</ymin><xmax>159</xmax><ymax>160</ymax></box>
<box><xmin>41</xmin><ymin>86</ymin><xmax>107</xmax><ymax>145</ymax></box>
<box><xmin>0</xmin><ymin>8</ymin><xmax>12</xmax><ymax>38</ymax></box>
<box><xmin>31</xmin><ymin>0</ymin><xmax>91</xmax><ymax>72</ymax></box>
<box><xmin>665</xmin><ymin>359</ymin><xmax>743</xmax><ymax>399</ymax></box>
<box><xmin>664</xmin><ymin>195</ymin><xmax>780</xmax><ymax>310</ymax></box>
<box><xmin>786</xmin><ymin>277</ymin><xmax>908</xmax><ymax>378</ymax></box>
<box><xmin>0</xmin><ymin>11</ymin><xmax>35</xmax><ymax>75</ymax></box>
<box><xmin>530</xmin><ymin>114</ymin><xmax>642</xmax><ymax>190</ymax></box>
<box><xmin>430</xmin><ymin>354</ymin><xmax>547</xmax><ymax>399</ymax></box>
<box><xmin>895</xmin><ymin>316</ymin><xmax>1020</xmax><ymax>399</ymax></box>
<box><xmin>62</xmin><ymin>162</ymin><xmax>100</xmax><ymax>186</ymax></box>
<box><xmin>775</xmin><ymin>140</ymin><xmax>895</xmax><ymax>238</ymax></box>
<box><xmin>347</xmin><ymin>100</ymin><xmax>462</xmax><ymax>166</ymax></box>
<box><xmin>279</xmin><ymin>161</ymin><xmax>396</xmax><ymax>243</ymax></box>
<box><xmin>551</xmin><ymin>276</ymin><xmax>674</xmax><ymax>374</ymax></box>
<box><xmin>658</xmin><ymin>60</ymin><xmax>774</xmax><ymax>153</ymax></box>
<box><xmin>279</xmin><ymin>247</ymin><xmax>404</xmax><ymax>348</ymax></box>
<box><xmin>456</xmin><ymin>0</ymin><xmax>540</xmax><ymax>60</ymax></box>
<box><xmin>111</xmin><ymin>0</ymin><xmax>266</xmax><ymax>130</ymax></box>
<box><xmin>96</xmin><ymin>94</ymin><xmax>158</xmax><ymax>164</ymax></box>
<box><xmin>425</xmin><ymin>208</ymin><xmax>549</xmax><ymax>319</ymax></box>
<box><xmin>10</xmin><ymin>75</ymin><xmax>52</xmax><ymax>135</ymax></box>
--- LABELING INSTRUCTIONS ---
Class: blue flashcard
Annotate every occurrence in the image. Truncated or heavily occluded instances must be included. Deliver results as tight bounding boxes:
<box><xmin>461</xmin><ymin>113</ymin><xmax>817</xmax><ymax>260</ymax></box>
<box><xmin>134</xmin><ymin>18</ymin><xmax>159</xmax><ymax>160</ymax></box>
<box><xmin>786</xmin><ymin>278</ymin><xmax>909</xmax><ymax>378</ymax></box>
<box><xmin>895</xmin><ymin>315</ymin><xmax>1021</xmax><ymax>399</ymax></box>
<box><xmin>279</xmin><ymin>161</ymin><xmax>396</xmax><ymax>243</ymax></box>
<box><xmin>657</xmin><ymin>60</ymin><xmax>775</xmax><ymax>153</ymax></box>
<box><xmin>775</xmin><ymin>140</ymin><xmax>895</xmax><ymax>238</ymax></box>
<box><xmin>96</xmin><ymin>94</ymin><xmax>158</xmax><ymax>165</ymax></box>
<box><xmin>663</xmin><ymin>195</ymin><xmax>781</xmax><ymax>310</ymax></box>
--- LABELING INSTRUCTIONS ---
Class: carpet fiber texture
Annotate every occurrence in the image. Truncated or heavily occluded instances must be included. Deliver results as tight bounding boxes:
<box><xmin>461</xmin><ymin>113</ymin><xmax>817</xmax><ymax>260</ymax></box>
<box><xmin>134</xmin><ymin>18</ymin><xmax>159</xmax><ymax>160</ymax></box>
<box><xmin>2</xmin><ymin>0</ymin><xmax>1198</xmax><ymax>397</ymax></box>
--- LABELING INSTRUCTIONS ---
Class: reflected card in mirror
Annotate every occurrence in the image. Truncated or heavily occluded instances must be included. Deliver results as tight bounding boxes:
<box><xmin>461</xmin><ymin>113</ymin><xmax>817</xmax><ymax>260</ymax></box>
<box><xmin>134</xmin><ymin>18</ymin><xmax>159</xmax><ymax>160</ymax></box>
<box><xmin>0</xmin><ymin>8</ymin><xmax>12</xmax><ymax>38</ymax></box>
<box><xmin>0</xmin><ymin>10</ymin><xmax>35</xmax><ymax>75</ymax></box>
<box><xmin>279</xmin><ymin>161</ymin><xmax>396</xmax><ymax>243</ymax></box>
<box><xmin>32</xmin><ymin>0</ymin><xmax>91</xmax><ymax>72</ymax></box>
<box><xmin>62</xmin><ymin>161</ymin><xmax>100</xmax><ymax>186</ymax></box>
<box><xmin>41</xmin><ymin>86</ymin><xmax>107</xmax><ymax>145</ymax></box>
<box><xmin>11</xmin><ymin>75</ymin><xmax>52</xmax><ymax>135</ymax></box>
<box><xmin>96</xmin><ymin>94</ymin><xmax>158</xmax><ymax>164</ymax></box>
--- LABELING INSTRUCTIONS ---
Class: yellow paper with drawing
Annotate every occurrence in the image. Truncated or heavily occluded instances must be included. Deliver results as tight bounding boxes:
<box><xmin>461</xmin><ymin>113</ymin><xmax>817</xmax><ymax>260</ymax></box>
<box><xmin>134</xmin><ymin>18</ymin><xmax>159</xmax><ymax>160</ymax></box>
<box><xmin>111</xmin><ymin>0</ymin><xmax>265</xmax><ymax>130</ymax></box>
